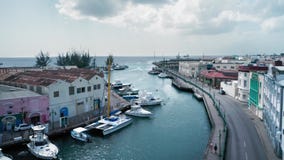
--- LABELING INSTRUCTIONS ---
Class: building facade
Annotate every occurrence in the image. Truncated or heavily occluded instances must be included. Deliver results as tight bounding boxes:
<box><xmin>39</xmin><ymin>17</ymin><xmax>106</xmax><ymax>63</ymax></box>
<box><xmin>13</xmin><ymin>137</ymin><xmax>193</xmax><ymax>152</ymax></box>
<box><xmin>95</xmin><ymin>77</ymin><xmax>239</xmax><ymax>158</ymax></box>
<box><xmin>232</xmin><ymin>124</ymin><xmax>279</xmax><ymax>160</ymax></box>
<box><xmin>248</xmin><ymin>73</ymin><xmax>265</xmax><ymax>119</ymax></box>
<box><xmin>263</xmin><ymin>65</ymin><xmax>284</xmax><ymax>157</ymax></box>
<box><xmin>0</xmin><ymin>85</ymin><xmax>49</xmax><ymax>131</ymax></box>
<box><xmin>1</xmin><ymin>68</ymin><xmax>105</xmax><ymax>129</ymax></box>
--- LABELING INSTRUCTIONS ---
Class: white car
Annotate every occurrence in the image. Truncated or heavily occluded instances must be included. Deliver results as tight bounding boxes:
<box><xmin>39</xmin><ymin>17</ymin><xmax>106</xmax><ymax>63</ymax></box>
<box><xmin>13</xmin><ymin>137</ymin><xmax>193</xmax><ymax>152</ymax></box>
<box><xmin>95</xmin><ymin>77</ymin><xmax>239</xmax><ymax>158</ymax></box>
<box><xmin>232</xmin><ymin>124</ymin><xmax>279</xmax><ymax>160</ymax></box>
<box><xmin>14</xmin><ymin>123</ymin><xmax>32</xmax><ymax>132</ymax></box>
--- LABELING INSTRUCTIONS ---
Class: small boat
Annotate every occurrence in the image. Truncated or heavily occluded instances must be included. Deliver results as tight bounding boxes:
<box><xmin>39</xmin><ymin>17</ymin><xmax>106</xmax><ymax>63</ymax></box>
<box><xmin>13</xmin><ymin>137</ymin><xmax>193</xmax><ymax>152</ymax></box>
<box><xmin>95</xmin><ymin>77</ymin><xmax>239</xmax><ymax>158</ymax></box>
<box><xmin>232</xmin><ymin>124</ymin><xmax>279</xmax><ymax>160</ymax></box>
<box><xmin>117</xmin><ymin>86</ymin><xmax>139</xmax><ymax>96</ymax></box>
<box><xmin>112</xmin><ymin>64</ymin><xmax>128</xmax><ymax>70</ymax></box>
<box><xmin>158</xmin><ymin>72</ymin><xmax>168</xmax><ymax>78</ymax></box>
<box><xmin>71</xmin><ymin>127</ymin><xmax>91</xmax><ymax>142</ymax></box>
<box><xmin>27</xmin><ymin>125</ymin><xmax>58</xmax><ymax>160</ymax></box>
<box><xmin>125</xmin><ymin>103</ymin><xmax>152</xmax><ymax>117</ymax></box>
<box><xmin>139</xmin><ymin>92</ymin><xmax>162</xmax><ymax>106</ymax></box>
<box><xmin>112</xmin><ymin>80</ymin><xmax>131</xmax><ymax>89</ymax></box>
<box><xmin>0</xmin><ymin>148</ymin><xmax>12</xmax><ymax>160</ymax></box>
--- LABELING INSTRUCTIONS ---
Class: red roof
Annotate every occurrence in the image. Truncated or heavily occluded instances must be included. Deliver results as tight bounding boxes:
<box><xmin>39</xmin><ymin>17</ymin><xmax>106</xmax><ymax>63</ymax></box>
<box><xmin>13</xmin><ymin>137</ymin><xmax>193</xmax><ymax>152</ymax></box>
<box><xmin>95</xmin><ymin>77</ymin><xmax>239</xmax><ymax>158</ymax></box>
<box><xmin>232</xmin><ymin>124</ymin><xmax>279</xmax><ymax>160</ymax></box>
<box><xmin>200</xmin><ymin>70</ymin><xmax>238</xmax><ymax>79</ymax></box>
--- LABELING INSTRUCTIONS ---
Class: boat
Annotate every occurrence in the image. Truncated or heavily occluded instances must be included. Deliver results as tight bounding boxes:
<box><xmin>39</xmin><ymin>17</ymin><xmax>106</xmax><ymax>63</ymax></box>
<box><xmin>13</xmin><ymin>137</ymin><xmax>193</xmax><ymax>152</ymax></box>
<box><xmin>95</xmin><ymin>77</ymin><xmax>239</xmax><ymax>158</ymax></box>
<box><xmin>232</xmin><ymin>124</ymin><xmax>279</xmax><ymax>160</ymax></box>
<box><xmin>71</xmin><ymin>127</ymin><xmax>91</xmax><ymax>142</ymax></box>
<box><xmin>122</xmin><ymin>94</ymin><xmax>139</xmax><ymax>101</ymax></box>
<box><xmin>0</xmin><ymin>148</ymin><xmax>12</xmax><ymax>160</ymax></box>
<box><xmin>112</xmin><ymin>64</ymin><xmax>128</xmax><ymax>70</ymax></box>
<box><xmin>125</xmin><ymin>103</ymin><xmax>152</xmax><ymax>117</ymax></box>
<box><xmin>116</xmin><ymin>86</ymin><xmax>139</xmax><ymax>96</ymax></box>
<box><xmin>148</xmin><ymin>67</ymin><xmax>162</xmax><ymax>75</ymax></box>
<box><xmin>158</xmin><ymin>72</ymin><xmax>168</xmax><ymax>78</ymax></box>
<box><xmin>27</xmin><ymin>125</ymin><xmax>58</xmax><ymax>160</ymax></box>
<box><xmin>112</xmin><ymin>80</ymin><xmax>131</xmax><ymax>89</ymax></box>
<box><xmin>139</xmin><ymin>92</ymin><xmax>162</xmax><ymax>106</ymax></box>
<box><xmin>85</xmin><ymin>62</ymin><xmax>132</xmax><ymax>136</ymax></box>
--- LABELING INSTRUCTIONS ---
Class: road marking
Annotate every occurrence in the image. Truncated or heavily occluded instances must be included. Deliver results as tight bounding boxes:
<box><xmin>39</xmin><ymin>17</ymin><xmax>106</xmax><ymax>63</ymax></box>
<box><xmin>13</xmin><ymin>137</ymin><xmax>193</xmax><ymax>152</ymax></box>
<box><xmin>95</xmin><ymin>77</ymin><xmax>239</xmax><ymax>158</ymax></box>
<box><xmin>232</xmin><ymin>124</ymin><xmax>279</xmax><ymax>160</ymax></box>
<box><xmin>245</xmin><ymin>152</ymin><xmax>248</xmax><ymax>160</ymax></box>
<box><xmin>244</xmin><ymin>141</ymin><xmax>246</xmax><ymax>148</ymax></box>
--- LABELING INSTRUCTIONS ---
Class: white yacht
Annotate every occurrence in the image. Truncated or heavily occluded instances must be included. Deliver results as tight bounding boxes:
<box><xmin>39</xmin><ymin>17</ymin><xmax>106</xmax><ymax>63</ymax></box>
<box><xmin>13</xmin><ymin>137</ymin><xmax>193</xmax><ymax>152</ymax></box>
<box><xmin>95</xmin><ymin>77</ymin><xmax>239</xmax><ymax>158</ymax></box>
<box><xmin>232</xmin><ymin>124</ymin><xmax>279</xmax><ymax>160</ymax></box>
<box><xmin>112</xmin><ymin>80</ymin><xmax>131</xmax><ymax>89</ymax></box>
<box><xmin>85</xmin><ymin>64</ymin><xmax>132</xmax><ymax>136</ymax></box>
<box><xmin>0</xmin><ymin>148</ymin><xmax>12</xmax><ymax>160</ymax></box>
<box><xmin>27</xmin><ymin>125</ymin><xmax>58</xmax><ymax>160</ymax></box>
<box><xmin>125</xmin><ymin>103</ymin><xmax>152</xmax><ymax>117</ymax></box>
<box><xmin>139</xmin><ymin>92</ymin><xmax>162</xmax><ymax>106</ymax></box>
<box><xmin>71</xmin><ymin>127</ymin><xmax>91</xmax><ymax>142</ymax></box>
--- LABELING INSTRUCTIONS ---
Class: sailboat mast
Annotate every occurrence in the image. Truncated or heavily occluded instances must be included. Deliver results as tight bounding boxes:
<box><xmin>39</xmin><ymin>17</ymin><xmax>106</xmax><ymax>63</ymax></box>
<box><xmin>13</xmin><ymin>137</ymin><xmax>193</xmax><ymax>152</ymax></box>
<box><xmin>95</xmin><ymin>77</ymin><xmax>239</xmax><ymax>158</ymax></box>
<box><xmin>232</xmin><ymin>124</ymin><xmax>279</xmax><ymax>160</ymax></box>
<box><xmin>107</xmin><ymin>64</ymin><xmax>111</xmax><ymax>117</ymax></box>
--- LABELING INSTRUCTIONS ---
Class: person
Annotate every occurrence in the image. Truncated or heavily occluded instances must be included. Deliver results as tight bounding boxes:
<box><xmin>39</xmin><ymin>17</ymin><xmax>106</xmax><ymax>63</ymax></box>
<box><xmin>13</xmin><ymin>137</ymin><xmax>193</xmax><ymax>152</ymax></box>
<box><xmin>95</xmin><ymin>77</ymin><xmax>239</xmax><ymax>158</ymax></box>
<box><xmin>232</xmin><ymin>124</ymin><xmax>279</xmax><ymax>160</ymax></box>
<box><xmin>209</xmin><ymin>142</ymin><xmax>213</xmax><ymax>153</ymax></box>
<box><xmin>214</xmin><ymin>144</ymin><xmax>218</xmax><ymax>154</ymax></box>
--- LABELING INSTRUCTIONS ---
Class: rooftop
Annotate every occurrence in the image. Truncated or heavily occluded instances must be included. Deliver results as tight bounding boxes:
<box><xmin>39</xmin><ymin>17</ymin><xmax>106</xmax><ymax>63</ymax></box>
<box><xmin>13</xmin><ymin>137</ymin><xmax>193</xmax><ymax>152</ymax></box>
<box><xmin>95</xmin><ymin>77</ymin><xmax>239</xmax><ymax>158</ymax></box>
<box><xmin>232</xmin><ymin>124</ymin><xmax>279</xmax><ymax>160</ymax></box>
<box><xmin>3</xmin><ymin>68</ymin><xmax>104</xmax><ymax>86</ymax></box>
<box><xmin>0</xmin><ymin>84</ymin><xmax>41</xmax><ymax>100</ymax></box>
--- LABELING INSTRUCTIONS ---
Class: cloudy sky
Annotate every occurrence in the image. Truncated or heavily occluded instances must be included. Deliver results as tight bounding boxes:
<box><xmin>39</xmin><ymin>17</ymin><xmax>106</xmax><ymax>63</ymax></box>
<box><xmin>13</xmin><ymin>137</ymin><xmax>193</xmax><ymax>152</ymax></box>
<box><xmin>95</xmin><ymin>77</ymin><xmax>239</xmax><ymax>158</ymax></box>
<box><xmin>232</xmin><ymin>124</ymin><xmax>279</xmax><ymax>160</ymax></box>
<box><xmin>1</xmin><ymin>0</ymin><xmax>284</xmax><ymax>57</ymax></box>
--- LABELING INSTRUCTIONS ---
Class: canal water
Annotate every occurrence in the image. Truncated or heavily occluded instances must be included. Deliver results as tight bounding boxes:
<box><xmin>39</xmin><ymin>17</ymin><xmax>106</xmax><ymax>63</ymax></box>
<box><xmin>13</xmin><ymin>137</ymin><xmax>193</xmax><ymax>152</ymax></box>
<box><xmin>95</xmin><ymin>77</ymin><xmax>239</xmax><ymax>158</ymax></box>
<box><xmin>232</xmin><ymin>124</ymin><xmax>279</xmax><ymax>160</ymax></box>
<box><xmin>2</xmin><ymin>57</ymin><xmax>210</xmax><ymax>160</ymax></box>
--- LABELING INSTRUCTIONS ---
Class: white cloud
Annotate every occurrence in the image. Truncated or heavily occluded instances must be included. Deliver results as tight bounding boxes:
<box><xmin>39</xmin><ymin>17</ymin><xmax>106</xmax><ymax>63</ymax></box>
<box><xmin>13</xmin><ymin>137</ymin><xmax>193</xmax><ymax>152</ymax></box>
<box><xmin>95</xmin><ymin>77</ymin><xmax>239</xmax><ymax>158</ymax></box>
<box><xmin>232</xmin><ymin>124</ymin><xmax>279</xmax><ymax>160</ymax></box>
<box><xmin>56</xmin><ymin>0</ymin><xmax>284</xmax><ymax>35</ymax></box>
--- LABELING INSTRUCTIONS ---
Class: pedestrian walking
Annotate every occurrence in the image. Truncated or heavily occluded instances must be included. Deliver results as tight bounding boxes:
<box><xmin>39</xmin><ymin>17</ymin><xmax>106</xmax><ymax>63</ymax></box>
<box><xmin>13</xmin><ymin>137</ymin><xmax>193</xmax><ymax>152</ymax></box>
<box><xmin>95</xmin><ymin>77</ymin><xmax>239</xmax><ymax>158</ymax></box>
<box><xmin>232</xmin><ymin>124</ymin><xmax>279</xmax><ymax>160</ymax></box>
<box><xmin>214</xmin><ymin>144</ymin><xmax>218</xmax><ymax>154</ymax></box>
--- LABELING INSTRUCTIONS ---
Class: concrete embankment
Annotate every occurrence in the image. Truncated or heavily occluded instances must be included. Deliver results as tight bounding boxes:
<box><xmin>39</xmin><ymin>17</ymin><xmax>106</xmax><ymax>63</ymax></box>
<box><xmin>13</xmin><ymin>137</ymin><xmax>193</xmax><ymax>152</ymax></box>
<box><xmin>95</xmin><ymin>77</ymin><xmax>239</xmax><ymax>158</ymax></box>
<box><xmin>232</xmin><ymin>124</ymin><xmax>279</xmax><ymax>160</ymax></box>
<box><xmin>166</xmin><ymin>70</ymin><xmax>227</xmax><ymax>160</ymax></box>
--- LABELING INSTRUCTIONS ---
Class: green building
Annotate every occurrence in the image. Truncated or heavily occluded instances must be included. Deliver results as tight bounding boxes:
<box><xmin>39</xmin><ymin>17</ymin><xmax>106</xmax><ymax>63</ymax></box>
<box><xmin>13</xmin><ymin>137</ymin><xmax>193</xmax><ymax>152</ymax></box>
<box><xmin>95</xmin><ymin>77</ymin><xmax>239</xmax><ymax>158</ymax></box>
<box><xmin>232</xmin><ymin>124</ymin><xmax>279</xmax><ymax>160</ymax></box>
<box><xmin>248</xmin><ymin>72</ymin><xmax>264</xmax><ymax>119</ymax></box>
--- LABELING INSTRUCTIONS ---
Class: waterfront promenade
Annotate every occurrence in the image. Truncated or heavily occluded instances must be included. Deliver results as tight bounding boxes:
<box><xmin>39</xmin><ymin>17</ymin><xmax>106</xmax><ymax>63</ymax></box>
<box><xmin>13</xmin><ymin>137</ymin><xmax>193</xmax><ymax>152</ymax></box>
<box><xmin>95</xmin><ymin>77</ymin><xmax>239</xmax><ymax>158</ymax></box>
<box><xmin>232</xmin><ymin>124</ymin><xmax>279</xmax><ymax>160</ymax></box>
<box><xmin>171</xmin><ymin>74</ymin><xmax>226</xmax><ymax>160</ymax></box>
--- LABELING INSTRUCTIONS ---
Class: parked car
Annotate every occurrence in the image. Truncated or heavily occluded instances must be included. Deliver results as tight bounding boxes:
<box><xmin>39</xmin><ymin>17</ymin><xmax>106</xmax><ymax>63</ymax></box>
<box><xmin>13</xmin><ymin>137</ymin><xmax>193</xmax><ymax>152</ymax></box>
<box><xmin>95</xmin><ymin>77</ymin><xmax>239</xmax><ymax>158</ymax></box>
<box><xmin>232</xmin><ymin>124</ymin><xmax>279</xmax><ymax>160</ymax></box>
<box><xmin>14</xmin><ymin>123</ymin><xmax>32</xmax><ymax>132</ymax></box>
<box><xmin>219</xmin><ymin>89</ymin><xmax>225</xmax><ymax>95</ymax></box>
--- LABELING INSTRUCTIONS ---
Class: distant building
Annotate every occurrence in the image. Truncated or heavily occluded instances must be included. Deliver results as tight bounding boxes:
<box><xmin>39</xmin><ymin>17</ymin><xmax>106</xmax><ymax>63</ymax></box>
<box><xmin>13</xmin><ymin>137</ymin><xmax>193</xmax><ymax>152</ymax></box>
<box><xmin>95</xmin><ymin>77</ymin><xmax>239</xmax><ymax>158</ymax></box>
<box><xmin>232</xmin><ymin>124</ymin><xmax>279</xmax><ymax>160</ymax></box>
<box><xmin>178</xmin><ymin>59</ymin><xmax>212</xmax><ymax>78</ymax></box>
<box><xmin>237</xmin><ymin>65</ymin><xmax>268</xmax><ymax>102</ymax></box>
<box><xmin>0</xmin><ymin>85</ymin><xmax>49</xmax><ymax>131</ymax></box>
<box><xmin>200</xmin><ymin>70</ymin><xmax>238</xmax><ymax>89</ymax></box>
<box><xmin>1</xmin><ymin>68</ymin><xmax>105</xmax><ymax>130</ymax></box>
<box><xmin>212</xmin><ymin>63</ymin><xmax>241</xmax><ymax>72</ymax></box>
<box><xmin>263</xmin><ymin>65</ymin><xmax>284</xmax><ymax>157</ymax></box>
<box><xmin>220</xmin><ymin>80</ymin><xmax>238</xmax><ymax>98</ymax></box>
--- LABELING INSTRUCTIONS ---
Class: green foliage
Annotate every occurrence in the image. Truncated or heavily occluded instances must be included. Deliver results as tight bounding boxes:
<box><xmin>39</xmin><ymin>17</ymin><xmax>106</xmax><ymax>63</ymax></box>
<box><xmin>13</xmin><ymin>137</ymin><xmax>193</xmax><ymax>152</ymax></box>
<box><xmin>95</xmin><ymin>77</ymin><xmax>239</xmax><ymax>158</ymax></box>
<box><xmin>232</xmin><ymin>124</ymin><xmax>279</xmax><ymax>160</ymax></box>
<box><xmin>106</xmin><ymin>55</ymin><xmax>113</xmax><ymax>66</ymax></box>
<box><xmin>56</xmin><ymin>50</ymin><xmax>91</xmax><ymax>68</ymax></box>
<box><xmin>35</xmin><ymin>51</ymin><xmax>51</xmax><ymax>68</ymax></box>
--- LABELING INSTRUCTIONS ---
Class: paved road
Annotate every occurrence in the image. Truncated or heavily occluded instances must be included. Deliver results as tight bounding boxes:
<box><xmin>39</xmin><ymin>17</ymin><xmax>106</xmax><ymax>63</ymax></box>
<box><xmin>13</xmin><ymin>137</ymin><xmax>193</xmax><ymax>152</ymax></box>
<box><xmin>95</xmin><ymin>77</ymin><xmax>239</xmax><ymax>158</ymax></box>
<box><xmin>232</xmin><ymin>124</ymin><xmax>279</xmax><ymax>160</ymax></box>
<box><xmin>214</xmin><ymin>91</ymin><xmax>267</xmax><ymax>160</ymax></box>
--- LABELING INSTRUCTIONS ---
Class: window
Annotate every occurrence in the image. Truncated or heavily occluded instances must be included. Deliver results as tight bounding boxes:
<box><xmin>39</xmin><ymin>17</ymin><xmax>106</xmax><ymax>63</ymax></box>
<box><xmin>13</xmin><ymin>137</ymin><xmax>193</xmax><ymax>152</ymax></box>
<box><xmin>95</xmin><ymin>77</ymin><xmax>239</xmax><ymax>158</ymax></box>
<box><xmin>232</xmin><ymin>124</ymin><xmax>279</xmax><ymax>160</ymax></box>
<box><xmin>97</xmin><ymin>84</ymin><xmax>101</xmax><ymax>90</ymax></box>
<box><xmin>69</xmin><ymin>86</ymin><xmax>75</xmax><ymax>95</ymax></box>
<box><xmin>244</xmin><ymin>73</ymin><xmax>247</xmax><ymax>77</ymax></box>
<box><xmin>29</xmin><ymin>86</ymin><xmax>34</xmax><ymax>91</ymax></box>
<box><xmin>223</xmin><ymin>66</ymin><xmax>227</xmax><ymax>69</ymax></box>
<box><xmin>93</xmin><ymin>85</ymin><xmax>97</xmax><ymax>90</ymax></box>
<box><xmin>244</xmin><ymin>80</ymin><xmax>247</xmax><ymax>87</ymax></box>
<box><xmin>231</xmin><ymin>66</ymin><xmax>235</xmax><ymax>69</ymax></box>
<box><xmin>191</xmin><ymin>67</ymin><xmax>195</xmax><ymax>70</ymax></box>
<box><xmin>88</xmin><ymin>86</ymin><xmax>91</xmax><ymax>92</ymax></box>
<box><xmin>242</xmin><ymin>94</ymin><xmax>246</xmax><ymax>99</ymax></box>
<box><xmin>217</xmin><ymin>66</ymin><xmax>220</xmax><ymax>68</ymax></box>
<box><xmin>77</xmin><ymin>88</ymin><xmax>82</xmax><ymax>94</ymax></box>
<box><xmin>82</xmin><ymin>87</ymin><xmax>85</xmax><ymax>93</ymax></box>
<box><xmin>54</xmin><ymin>91</ymin><xmax>59</xmax><ymax>97</ymax></box>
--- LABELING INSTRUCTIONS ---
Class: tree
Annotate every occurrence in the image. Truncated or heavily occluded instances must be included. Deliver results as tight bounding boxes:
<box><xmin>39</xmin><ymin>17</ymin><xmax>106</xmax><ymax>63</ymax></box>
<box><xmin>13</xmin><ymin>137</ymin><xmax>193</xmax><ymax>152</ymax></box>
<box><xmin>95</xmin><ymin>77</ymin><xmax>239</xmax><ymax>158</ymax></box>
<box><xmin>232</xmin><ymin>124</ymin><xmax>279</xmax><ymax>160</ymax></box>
<box><xmin>56</xmin><ymin>50</ymin><xmax>91</xmax><ymax>68</ymax></box>
<box><xmin>35</xmin><ymin>51</ymin><xmax>51</xmax><ymax>68</ymax></box>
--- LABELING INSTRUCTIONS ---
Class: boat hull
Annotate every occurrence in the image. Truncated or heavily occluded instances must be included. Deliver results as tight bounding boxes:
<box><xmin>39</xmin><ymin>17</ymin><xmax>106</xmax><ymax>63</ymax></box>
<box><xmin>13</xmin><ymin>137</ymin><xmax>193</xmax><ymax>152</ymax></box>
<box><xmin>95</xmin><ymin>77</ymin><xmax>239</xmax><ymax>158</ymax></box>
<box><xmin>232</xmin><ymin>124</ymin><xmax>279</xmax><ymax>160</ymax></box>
<box><xmin>103</xmin><ymin>118</ymin><xmax>132</xmax><ymax>136</ymax></box>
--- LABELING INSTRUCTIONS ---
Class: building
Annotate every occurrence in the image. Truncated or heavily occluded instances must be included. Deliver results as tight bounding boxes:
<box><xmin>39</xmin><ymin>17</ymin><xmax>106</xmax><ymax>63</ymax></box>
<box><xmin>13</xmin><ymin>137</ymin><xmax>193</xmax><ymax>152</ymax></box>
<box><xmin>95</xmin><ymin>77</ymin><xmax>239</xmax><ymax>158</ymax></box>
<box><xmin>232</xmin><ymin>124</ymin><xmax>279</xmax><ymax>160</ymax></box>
<box><xmin>1</xmin><ymin>68</ymin><xmax>105</xmax><ymax>129</ymax></box>
<box><xmin>220</xmin><ymin>80</ymin><xmax>238</xmax><ymax>98</ymax></box>
<box><xmin>263</xmin><ymin>65</ymin><xmax>284</xmax><ymax>157</ymax></box>
<box><xmin>200</xmin><ymin>70</ymin><xmax>238</xmax><ymax>89</ymax></box>
<box><xmin>178</xmin><ymin>59</ymin><xmax>212</xmax><ymax>78</ymax></box>
<box><xmin>248</xmin><ymin>72</ymin><xmax>265</xmax><ymax>119</ymax></box>
<box><xmin>213</xmin><ymin>63</ymin><xmax>241</xmax><ymax>72</ymax></box>
<box><xmin>0</xmin><ymin>85</ymin><xmax>49</xmax><ymax>131</ymax></box>
<box><xmin>237</xmin><ymin>65</ymin><xmax>268</xmax><ymax>102</ymax></box>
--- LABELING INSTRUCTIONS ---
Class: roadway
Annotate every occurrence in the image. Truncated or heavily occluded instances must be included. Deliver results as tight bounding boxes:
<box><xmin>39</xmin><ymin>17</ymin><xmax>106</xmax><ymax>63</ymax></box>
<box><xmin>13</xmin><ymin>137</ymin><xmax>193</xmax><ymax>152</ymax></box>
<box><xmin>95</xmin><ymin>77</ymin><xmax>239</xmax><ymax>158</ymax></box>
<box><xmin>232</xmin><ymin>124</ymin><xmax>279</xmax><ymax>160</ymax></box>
<box><xmin>214</xmin><ymin>91</ymin><xmax>267</xmax><ymax>160</ymax></box>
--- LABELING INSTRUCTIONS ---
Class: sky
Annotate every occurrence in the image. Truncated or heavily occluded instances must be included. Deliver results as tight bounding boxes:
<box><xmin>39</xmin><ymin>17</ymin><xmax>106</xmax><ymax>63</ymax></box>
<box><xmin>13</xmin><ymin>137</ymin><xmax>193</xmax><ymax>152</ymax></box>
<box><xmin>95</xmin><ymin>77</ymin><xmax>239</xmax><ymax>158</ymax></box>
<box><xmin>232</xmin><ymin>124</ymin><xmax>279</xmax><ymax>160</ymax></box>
<box><xmin>1</xmin><ymin>0</ymin><xmax>284</xmax><ymax>57</ymax></box>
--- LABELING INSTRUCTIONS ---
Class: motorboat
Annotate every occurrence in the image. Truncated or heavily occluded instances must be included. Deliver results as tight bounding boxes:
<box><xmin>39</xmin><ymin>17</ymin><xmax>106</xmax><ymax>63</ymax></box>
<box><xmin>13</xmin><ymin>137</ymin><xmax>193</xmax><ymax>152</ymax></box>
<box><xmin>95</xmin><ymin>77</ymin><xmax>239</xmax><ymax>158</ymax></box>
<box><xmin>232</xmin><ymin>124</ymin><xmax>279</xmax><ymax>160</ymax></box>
<box><xmin>122</xmin><ymin>94</ymin><xmax>139</xmax><ymax>101</ymax></box>
<box><xmin>116</xmin><ymin>86</ymin><xmax>139</xmax><ymax>96</ymax></box>
<box><xmin>148</xmin><ymin>67</ymin><xmax>162</xmax><ymax>75</ymax></box>
<box><xmin>85</xmin><ymin>63</ymin><xmax>132</xmax><ymax>136</ymax></box>
<box><xmin>71</xmin><ymin>127</ymin><xmax>91</xmax><ymax>142</ymax></box>
<box><xmin>112</xmin><ymin>64</ymin><xmax>128</xmax><ymax>70</ymax></box>
<box><xmin>112</xmin><ymin>80</ymin><xmax>131</xmax><ymax>89</ymax></box>
<box><xmin>158</xmin><ymin>72</ymin><xmax>168</xmax><ymax>78</ymax></box>
<box><xmin>27</xmin><ymin>125</ymin><xmax>58</xmax><ymax>160</ymax></box>
<box><xmin>139</xmin><ymin>92</ymin><xmax>162</xmax><ymax>106</ymax></box>
<box><xmin>125</xmin><ymin>103</ymin><xmax>152</xmax><ymax>117</ymax></box>
<box><xmin>85</xmin><ymin>114</ymin><xmax>132</xmax><ymax>136</ymax></box>
<box><xmin>0</xmin><ymin>148</ymin><xmax>12</xmax><ymax>160</ymax></box>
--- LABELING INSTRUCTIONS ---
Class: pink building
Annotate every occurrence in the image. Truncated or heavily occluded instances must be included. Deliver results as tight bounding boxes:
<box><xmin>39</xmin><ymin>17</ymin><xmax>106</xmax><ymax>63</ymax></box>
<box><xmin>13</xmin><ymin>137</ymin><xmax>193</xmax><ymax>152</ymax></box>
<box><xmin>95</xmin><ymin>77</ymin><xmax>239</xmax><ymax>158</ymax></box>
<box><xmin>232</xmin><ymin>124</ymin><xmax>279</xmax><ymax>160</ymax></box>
<box><xmin>0</xmin><ymin>85</ymin><xmax>49</xmax><ymax>131</ymax></box>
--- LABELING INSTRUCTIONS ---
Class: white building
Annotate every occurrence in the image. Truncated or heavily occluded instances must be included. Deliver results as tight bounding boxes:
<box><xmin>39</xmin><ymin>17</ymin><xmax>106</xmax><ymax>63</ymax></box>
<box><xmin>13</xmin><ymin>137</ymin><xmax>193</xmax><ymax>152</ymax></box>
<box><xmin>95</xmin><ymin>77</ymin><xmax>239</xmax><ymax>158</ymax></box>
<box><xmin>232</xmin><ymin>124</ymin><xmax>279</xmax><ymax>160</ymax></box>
<box><xmin>263</xmin><ymin>65</ymin><xmax>284</xmax><ymax>158</ymax></box>
<box><xmin>2</xmin><ymin>69</ymin><xmax>106</xmax><ymax>129</ymax></box>
<box><xmin>213</xmin><ymin>63</ymin><xmax>241</xmax><ymax>71</ymax></box>
<box><xmin>179</xmin><ymin>60</ymin><xmax>210</xmax><ymax>78</ymax></box>
<box><xmin>220</xmin><ymin>80</ymin><xmax>238</xmax><ymax>98</ymax></box>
